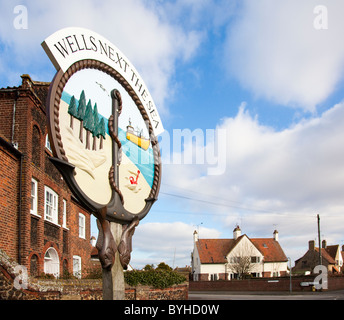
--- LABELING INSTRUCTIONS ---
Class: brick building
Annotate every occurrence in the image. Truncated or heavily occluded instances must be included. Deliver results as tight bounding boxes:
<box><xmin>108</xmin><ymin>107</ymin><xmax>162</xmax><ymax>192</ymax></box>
<box><xmin>0</xmin><ymin>74</ymin><xmax>94</xmax><ymax>278</ymax></box>
<box><xmin>293</xmin><ymin>240</ymin><xmax>344</xmax><ymax>275</ymax></box>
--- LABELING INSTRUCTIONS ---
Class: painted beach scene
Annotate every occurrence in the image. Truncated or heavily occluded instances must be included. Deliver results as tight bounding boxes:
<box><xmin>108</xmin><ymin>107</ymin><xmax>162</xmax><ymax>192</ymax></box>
<box><xmin>58</xmin><ymin>69</ymin><xmax>155</xmax><ymax>214</ymax></box>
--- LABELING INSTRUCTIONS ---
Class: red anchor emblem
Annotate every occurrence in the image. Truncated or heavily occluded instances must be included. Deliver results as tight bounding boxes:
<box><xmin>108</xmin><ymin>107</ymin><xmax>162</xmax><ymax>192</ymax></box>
<box><xmin>129</xmin><ymin>170</ymin><xmax>140</xmax><ymax>185</ymax></box>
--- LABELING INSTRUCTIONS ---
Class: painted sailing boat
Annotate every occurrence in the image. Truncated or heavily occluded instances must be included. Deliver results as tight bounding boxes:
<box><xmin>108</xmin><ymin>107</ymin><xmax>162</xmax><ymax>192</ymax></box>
<box><xmin>126</xmin><ymin>119</ymin><xmax>150</xmax><ymax>151</ymax></box>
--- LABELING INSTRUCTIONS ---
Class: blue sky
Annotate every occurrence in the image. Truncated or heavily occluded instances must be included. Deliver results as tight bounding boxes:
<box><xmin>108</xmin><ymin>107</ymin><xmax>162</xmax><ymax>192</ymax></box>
<box><xmin>2</xmin><ymin>0</ymin><xmax>344</xmax><ymax>269</ymax></box>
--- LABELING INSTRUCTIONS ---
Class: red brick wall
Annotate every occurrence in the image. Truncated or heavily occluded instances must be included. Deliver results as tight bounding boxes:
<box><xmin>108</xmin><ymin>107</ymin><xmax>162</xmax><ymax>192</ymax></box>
<box><xmin>0</xmin><ymin>77</ymin><xmax>94</xmax><ymax>278</ymax></box>
<box><xmin>189</xmin><ymin>276</ymin><xmax>344</xmax><ymax>292</ymax></box>
<box><xmin>68</xmin><ymin>200</ymin><xmax>93</xmax><ymax>277</ymax></box>
<box><xmin>0</xmin><ymin>145</ymin><xmax>20</xmax><ymax>261</ymax></box>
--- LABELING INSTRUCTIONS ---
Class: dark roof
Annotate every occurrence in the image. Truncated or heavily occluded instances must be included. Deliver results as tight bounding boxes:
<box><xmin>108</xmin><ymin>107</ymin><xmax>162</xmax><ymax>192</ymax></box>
<box><xmin>325</xmin><ymin>245</ymin><xmax>339</xmax><ymax>260</ymax></box>
<box><xmin>315</xmin><ymin>247</ymin><xmax>336</xmax><ymax>264</ymax></box>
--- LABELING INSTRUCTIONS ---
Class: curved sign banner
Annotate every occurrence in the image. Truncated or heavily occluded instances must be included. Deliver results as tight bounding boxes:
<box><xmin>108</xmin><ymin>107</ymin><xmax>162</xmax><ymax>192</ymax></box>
<box><xmin>42</xmin><ymin>27</ymin><xmax>162</xmax><ymax>224</ymax></box>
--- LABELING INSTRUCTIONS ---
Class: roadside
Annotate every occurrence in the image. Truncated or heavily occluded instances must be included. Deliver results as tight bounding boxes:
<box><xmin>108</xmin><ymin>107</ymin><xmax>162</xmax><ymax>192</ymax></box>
<box><xmin>188</xmin><ymin>289</ymin><xmax>344</xmax><ymax>300</ymax></box>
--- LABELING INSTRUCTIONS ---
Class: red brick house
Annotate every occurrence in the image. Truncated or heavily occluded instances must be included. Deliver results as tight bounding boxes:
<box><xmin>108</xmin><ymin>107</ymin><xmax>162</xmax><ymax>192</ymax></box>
<box><xmin>0</xmin><ymin>74</ymin><xmax>94</xmax><ymax>278</ymax></box>
<box><xmin>293</xmin><ymin>240</ymin><xmax>344</xmax><ymax>275</ymax></box>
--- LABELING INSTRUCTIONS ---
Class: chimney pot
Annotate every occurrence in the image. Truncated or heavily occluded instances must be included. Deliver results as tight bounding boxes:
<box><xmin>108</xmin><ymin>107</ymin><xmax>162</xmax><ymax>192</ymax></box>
<box><xmin>193</xmin><ymin>230</ymin><xmax>199</xmax><ymax>242</ymax></box>
<box><xmin>273</xmin><ymin>230</ymin><xmax>279</xmax><ymax>241</ymax></box>
<box><xmin>233</xmin><ymin>225</ymin><xmax>241</xmax><ymax>240</ymax></box>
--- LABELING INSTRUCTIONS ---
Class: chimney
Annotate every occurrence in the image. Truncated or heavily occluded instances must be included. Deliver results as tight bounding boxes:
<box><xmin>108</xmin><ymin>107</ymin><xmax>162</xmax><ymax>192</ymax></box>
<box><xmin>233</xmin><ymin>225</ymin><xmax>241</xmax><ymax>240</ymax></box>
<box><xmin>309</xmin><ymin>240</ymin><xmax>315</xmax><ymax>251</ymax></box>
<box><xmin>273</xmin><ymin>230</ymin><xmax>279</xmax><ymax>241</ymax></box>
<box><xmin>322</xmin><ymin>240</ymin><xmax>327</xmax><ymax>249</ymax></box>
<box><xmin>193</xmin><ymin>230</ymin><xmax>199</xmax><ymax>242</ymax></box>
<box><xmin>90</xmin><ymin>236</ymin><xmax>96</xmax><ymax>247</ymax></box>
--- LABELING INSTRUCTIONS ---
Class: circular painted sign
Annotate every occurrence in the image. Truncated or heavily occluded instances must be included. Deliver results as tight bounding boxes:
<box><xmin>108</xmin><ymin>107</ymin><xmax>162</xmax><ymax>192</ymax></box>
<box><xmin>44</xmin><ymin>29</ymin><xmax>162</xmax><ymax>224</ymax></box>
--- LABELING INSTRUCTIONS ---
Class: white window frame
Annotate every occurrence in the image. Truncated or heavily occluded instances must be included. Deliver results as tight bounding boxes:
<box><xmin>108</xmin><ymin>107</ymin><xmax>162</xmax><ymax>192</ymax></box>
<box><xmin>62</xmin><ymin>199</ymin><xmax>67</xmax><ymax>229</ymax></box>
<box><xmin>30</xmin><ymin>178</ymin><xmax>38</xmax><ymax>216</ymax></box>
<box><xmin>79</xmin><ymin>213</ymin><xmax>86</xmax><ymax>239</ymax></box>
<box><xmin>73</xmin><ymin>255</ymin><xmax>82</xmax><ymax>279</ymax></box>
<box><xmin>44</xmin><ymin>186</ymin><xmax>59</xmax><ymax>225</ymax></box>
<box><xmin>45</xmin><ymin>134</ymin><xmax>52</xmax><ymax>152</ymax></box>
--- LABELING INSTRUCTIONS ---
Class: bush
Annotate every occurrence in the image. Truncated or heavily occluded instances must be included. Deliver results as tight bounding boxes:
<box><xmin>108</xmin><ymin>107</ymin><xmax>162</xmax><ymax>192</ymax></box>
<box><xmin>60</xmin><ymin>270</ymin><xmax>78</xmax><ymax>280</ymax></box>
<box><xmin>124</xmin><ymin>269</ymin><xmax>186</xmax><ymax>289</ymax></box>
<box><xmin>36</xmin><ymin>272</ymin><xmax>56</xmax><ymax>279</ymax></box>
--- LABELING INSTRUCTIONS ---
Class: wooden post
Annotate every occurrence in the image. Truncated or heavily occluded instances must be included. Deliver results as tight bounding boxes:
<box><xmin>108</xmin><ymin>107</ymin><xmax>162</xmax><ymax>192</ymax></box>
<box><xmin>101</xmin><ymin>221</ymin><xmax>124</xmax><ymax>300</ymax></box>
<box><xmin>317</xmin><ymin>214</ymin><xmax>322</xmax><ymax>266</ymax></box>
<box><xmin>111</xmin><ymin>222</ymin><xmax>125</xmax><ymax>300</ymax></box>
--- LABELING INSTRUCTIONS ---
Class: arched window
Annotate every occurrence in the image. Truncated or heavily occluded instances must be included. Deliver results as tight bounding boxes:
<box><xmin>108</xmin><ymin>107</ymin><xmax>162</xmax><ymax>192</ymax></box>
<box><xmin>44</xmin><ymin>247</ymin><xmax>60</xmax><ymax>278</ymax></box>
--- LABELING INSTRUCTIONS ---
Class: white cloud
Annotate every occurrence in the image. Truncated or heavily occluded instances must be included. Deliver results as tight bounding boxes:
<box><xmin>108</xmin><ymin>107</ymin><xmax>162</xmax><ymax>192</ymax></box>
<box><xmin>163</xmin><ymin>100</ymin><xmax>344</xmax><ymax>263</ymax></box>
<box><xmin>131</xmin><ymin>222</ymin><xmax>220</xmax><ymax>268</ymax></box>
<box><xmin>225</xmin><ymin>0</ymin><xmax>344</xmax><ymax>111</ymax></box>
<box><xmin>0</xmin><ymin>0</ymin><xmax>202</xmax><ymax>113</ymax></box>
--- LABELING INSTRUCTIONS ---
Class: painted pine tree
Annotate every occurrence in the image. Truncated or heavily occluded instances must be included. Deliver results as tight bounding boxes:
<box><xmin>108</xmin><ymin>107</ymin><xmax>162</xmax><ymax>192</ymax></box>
<box><xmin>83</xmin><ymin>99</ymin><xmax>94</xmax><ymax>150</ymax></box>
<box><xmin>76</xmin><ymin>90</ymin><xmax>86</xmax><ymax>143</ymax></box>
<box><xmin>68</xmin><ymin>95</ymin><xmax>77</xmax><ymax>129</ymax></box>
<box><xmin>98</xmin><ymin>117</ymin><xmax>106</xmax><ymax>150</ymax></box>
<box><xmin>92</xmin><ymin>103</ymin><xmax>100</xmax><ymax>151</ymax></box>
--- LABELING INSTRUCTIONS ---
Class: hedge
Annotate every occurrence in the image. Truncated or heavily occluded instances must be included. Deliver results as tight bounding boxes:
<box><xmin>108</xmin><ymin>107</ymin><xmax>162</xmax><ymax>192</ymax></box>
<box><xmin>124</xmin><ymin>269</ymin><xmax>187</xmax><ymax>289</ymax></box>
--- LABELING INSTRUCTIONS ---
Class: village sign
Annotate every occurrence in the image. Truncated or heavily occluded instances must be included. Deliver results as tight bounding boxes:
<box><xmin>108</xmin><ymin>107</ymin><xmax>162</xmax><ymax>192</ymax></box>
<box><xmin>42</xmin><ymin>27</ymin><xmax>163</xmax><ymax>283</ymax></box>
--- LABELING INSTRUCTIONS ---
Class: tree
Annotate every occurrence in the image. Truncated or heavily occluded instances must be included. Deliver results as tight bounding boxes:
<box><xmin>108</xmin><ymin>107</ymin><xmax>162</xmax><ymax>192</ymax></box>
<box><xmin>76</xmin><ymin>90</ymin><xmax>86</xmax><ymax>143</ymax></box>
<box><xmin>97</xmin><ymin>117</ymin><xmax>106</xmax><ymax>150</ymax></box>
<box><xmin>83</xmin><ymin>99</ymin><xmax>94</xmax><ymax>150</ymax></box>
<box><xmin>156</xmin><ymin>262</ymin><xmax>172</xmax><ymax>271</ymax></box>
<box><xmin>143</xmin><ymin>264</ymin><xmax>155</xmax><ymax>271</ymax></box>
<box><xmin>227</xmin><ymin>256</ymin><xmax>254</xmax><ymax>279</ymax></box>
<box><xmin>68</xmin><ymin>95</ymin><xmax>77</xmax><ymax>129</ymax></box>
<box><xmin>92</xmin><ymin>103</ymin><xmax>100</xmax><ymax>151</ymax></box>
<box><xmin>226</xmin><ymin>241</ymin><xmax>260</xmax><ymax>280</ymax></box>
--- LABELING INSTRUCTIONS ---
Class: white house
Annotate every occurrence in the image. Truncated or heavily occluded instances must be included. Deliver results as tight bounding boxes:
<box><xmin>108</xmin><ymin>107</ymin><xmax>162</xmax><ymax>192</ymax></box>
<box><xmin>191</xmin><ymin>226</ymin><xmax>288</xmax><ymax>281</ymax></box>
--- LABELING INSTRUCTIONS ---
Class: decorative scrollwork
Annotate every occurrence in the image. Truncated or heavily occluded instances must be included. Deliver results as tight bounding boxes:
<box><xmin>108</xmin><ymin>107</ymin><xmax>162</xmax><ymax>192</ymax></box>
<box><xmin>118</xmin><ymin>218</ymin><xmax>139</xmax><ymax>270</ymax></box>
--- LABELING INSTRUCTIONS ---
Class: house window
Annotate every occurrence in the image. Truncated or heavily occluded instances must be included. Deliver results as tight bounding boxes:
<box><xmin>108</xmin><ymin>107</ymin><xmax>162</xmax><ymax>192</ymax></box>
<box><xmin>73</xmin><ymin>255</ymin><xmax>81</xmax><ymax>279</ymax></box>
<box><xmin>44</xmin><ymin>247</ymin><xmax>60</xmax><ymax>278</ymax></box>
<box><xmin>251</xmin><ymin>256</ymin><xmax>260</xmax><ymax>263</ymax></box>
<box><xmin>30</xmin><ymin>178</ymin><xmax>38</xmax><ymax>215</ymax></box>
<box><xmin>44</xmin><ymin>186</ymin><xmax>58</xmax><ymax>224</ymax></box>
<box><xmin>230</xmin><ymin>257</ymin><xmax>240</xmax><ymax>264</ymax></box>
<box><xmin>79</xmin><ymin>213</ymin><xmax>85</xmax><ymax>239</ymax></box>
<box><xmin>45</xmin><ymin>135</ymin><xmax>52</xmax><ymax>152</ymax></box>
<box><xmin>62</xmin><ymin>199</ymin><xmax>67</xmax><ymax>228</ymax></box>
<box><xmin>210</xmin><ymin>274</ymin><xmax>218</xmax><ymax>281</ymax></box>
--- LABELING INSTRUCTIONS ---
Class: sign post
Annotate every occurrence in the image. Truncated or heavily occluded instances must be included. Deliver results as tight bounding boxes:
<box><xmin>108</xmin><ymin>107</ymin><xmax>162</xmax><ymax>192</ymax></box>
<box><xmin>42</xmin><ymin>27</ymin><xmax>163</xmax><ymax>300</ymax></box>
